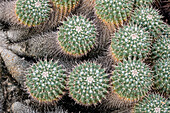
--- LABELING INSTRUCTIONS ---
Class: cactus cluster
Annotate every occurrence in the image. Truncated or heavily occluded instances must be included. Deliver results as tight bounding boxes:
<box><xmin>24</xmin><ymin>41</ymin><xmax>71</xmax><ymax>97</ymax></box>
<box><xmin>68</xmin><ymin>62</ymin><xmax>109</xmax><ymax>106</ymax></box>
<box><xmin>95</xmin><ymin>0</ymin><xmax>133</xmax><ymax>30</ymax></box>
<box><xmin>111</xmin><ymin>58</ymin><xmax>152</xmax><ymax>101</ymax></box>
<box><xmin>133</xmin><ymin>94</ymin><xmax>169</xmax><ymax>113</ymax></box>
<box><xmin>57</xmin><ymin>15</ymin><xmax>97</xmax><ymax>57</ymax></box>
<box><xmin>15</xmin><ymin>0</ymin><xmax>51</xmax><ymax>27</ymax></box>
<box><xmin>111</xmin><ymin>24</ymin><xmax>151</xmax><ymax>61</ymax></box>
<box><xmin>25</xmin><ymin>60</ymin><xmax>67</xmax><ymax>103</ymax></box>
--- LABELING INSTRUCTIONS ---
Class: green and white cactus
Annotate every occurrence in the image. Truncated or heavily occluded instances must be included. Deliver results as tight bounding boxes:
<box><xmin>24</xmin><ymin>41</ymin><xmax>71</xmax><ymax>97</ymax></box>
<box><xmin>57</xmin><ymin>15</ymin><xmax>97</xmax><ymax>57</ymax></box>
<box><xmin>133</xmin><ymin>94</ymin><xmax>169</xmax><ymax>113</ymax></box>
<box><xmin>135</xmin><ymin>0</ymin><xmax>153</xmax><ymax>7</ymax></box>
<box><xmin>152</xmin><ymin>34</ymin><xmax>170</xmax><ymax>59</ymax></box>
<box><xmin>67</xmin><ymin>62</ymin><xmax>110</xmax><ymax>106</ymax></box>
<box><xmin>95</xmin><ymin>0</ymin><xmax>134</xmax><ymax>31</ymax></box>
<box><xmin>131</xmin><ymin>6</ymin><xmax>167</xmax><ymax>38</ymax></box>
<box><xmin>111</xmin><ymin>58</ymin><xmax>152</xmax><ymax>101</ymax></box>
<box><xmin>111</xmin><ymin>24</ymin><xmax>151</xmax><ymax>61</ymax></box>
<box><xmin>25</xmin><ymin>59</ymin><xmax>67</xmax><ymax>103</ymax></box>
<box><xmin>15</xmin><ymin>0</ymin><xmax>51</xmax><ymax>27</ymax></box>
<box><xmin>154</xmin><ymin>58</ymin><xmax>170</xmax><ymax>94</ymax></box>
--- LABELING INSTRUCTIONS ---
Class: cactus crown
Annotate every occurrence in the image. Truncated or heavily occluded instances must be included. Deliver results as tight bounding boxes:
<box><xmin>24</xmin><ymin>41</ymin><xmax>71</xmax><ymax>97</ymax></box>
<box><xmin>25</xmin><ymin>60</ymin><xmax>67</xmax><ymax>103</ymax></box>
<box><xmin>134</xmin><ymin>94</ymin><xmax>169</xmax><ymax>113</ymax></box>
<box><xmin>111</xmin><ymin>58</ymin><xmax>152</xmax><ymax>101</ymax></box>
<box><xmin>15</xmin><ymin>0</ymin><xmax>51</xmax><ymax>27</ymax></box>
<box><xmin>131</xmin><ymin>6</ymin><xmax>167</xmax><ymax>37</ymax></box>
<box><xmin>152</xmin><ymin>35</ymin><xmax>170</xmax><ymax>59</ymax></box>
<box><xmin>111</xmin><ymin>24</ymin><xmax>151</xmax><ymax>60</ymax></box>
<box><xmin>68</xmin><ymin>62</ymin><xmax>110</xmax><ymax>106</ymax></box>
<box><xmin>154</xmin><ymin>58</ymin><xmax>170</xmax><ymax>93</ymax></box>
<box><xmin>57</xmin><ymin>15</ymin><xmax>97</xmax><ymax>57</ymax></box>
<box><xmin>95</xmin><ymin>0</ymin><xmax>133</xmax><ymax>27</ymax></box>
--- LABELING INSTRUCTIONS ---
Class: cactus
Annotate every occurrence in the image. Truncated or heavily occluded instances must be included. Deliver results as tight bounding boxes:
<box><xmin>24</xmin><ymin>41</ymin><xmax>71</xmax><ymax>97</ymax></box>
<box><xmin>57</xmin><ymin>15</ymin><xmax>97</xmax><ymax>57</ymax></box>
<box><xmin>133</xmin><ymin>94</ymin><xmax>169</xmax><ymax>113</ymax></box>
<box><xmin>67</xmin><ymin>62</ymin><xmax>110</xmax><ymax>106</ymax></box>
<box><xmin>25</xmin><ymin>59</ymin><xmax>67</xmax><ymax>103</ymax></box>
<box><xmin>152</xmin><ymin>34</ymin><xmax>170</xmax><ymax>59</ymax></box>
<box><xmin>154</xmin><ymin>58</ymin><xmax>170</xmax><ymax>94</ymax></box>
<box><xmin>131</xmin><ymin>6</ymin><xmax>167</xmax><ymax>38</ymax></box>
<box><xmin>111</xmin><ymin>23</ymin><xmax>151</xmax><ymax>61</ymax></box>
<box><xmin>134</xmin><ymin>0</ymin><xmax>153</xmax><ymax>7</ymax></box>
<box><xmin>95</xmin><ymin>0</ymin><xmax>134</xmax><ymax>31</ymax></box>
<box><xmin>111</xmin><ymin>58</ymin><xmax>152</xmax><ymax>101</ymax></box>
<box><xmin>15</xmin><ymin>0</ymin><xmax>52</xmax><ymax>27</ymax></box>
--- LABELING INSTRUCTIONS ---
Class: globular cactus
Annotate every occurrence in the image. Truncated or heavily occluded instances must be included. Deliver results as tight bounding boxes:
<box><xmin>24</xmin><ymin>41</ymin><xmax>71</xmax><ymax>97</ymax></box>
<box><xmin>133</xmin><ymin>94</ymin><xmax>169</xmax><ymax>113</ymax></box>
<box><xmin>154</xmin><ymin>58</ymin><xmax>170</xmax><ymax>94</ymax></box>
<box><xmin>134</xmin><ymin>0</ymin><xmax>153</xmax><ymax>7</ymax></box>
<box><xmin>95</xmin><ymin>0</ymin><xmax>134</xmax><ymax>31</ymax></box>
<box><xmin>67</xmin><ymin>62</ymin><xmax>110</xmax><ymax>106</ymax></box>
<box><xmin>131</xmin><ymin>6</ymin><xmax>168</xmax><ymax>38</ymax></box>
<box><xmin>152</xmin><ymin>34</ymin><xmax>170</xmax><ymax>59</ymax></box>
<box><xmin>15</xmin><ymin>0</ymin><xmax>52</xmax><ymax>27</ymax></box>
<box><xmin>25</xmin><ymin>59</ymin><xmax>67</xmax><ymax>103</ymax></box>
<box><xmin>57</xmin><ymin>15</ymin><xmax>97</xmax><ymax>57</ymax></box>
<box><xmin>111</xmin><ymin>23</ymin><xmax>151</xmax><ymax>61</ymax></box>
<box><xmin>111</xmin><ymin>58</ymin><xmax>152</xmax><ymax>102</ymax></box>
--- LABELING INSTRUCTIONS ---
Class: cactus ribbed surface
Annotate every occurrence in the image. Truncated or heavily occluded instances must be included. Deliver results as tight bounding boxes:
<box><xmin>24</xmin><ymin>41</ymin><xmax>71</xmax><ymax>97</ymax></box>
<box><xmin>15</xmin><ymin>0</ymin><xmax>51</xmax><ymax>27</ymax></box>
<box><xmin>68</xmin><ymin>62</ymin><xmax>110</xmax><ymax>106</ymax></box>
<box><xmin>95</xmin><ymin>0</ymin><xmax>134</xmax><ymax>30</ymax></box>
<box><xmin>25</xmin><ymin>60</ymin><xmax>67</xmax><ymax>103</ymax></box>
<box><xmin>57</xmin><ymin>15</ymin><xmax>97</xmax><ymax>57</ymax></box>
<box><xmin>111</xmin><ymin>24</ymin><xmax>151</xmax><ymax>61</ymax></box>
<box><xmin>133</xmin><ymin>94</ymin><xmax>169</xmax><ymax>113</ymax></box>
<box><xmin>111</xmin><ymin>58</ymin><xmax>152</xmax><ymax>101</ymax></box>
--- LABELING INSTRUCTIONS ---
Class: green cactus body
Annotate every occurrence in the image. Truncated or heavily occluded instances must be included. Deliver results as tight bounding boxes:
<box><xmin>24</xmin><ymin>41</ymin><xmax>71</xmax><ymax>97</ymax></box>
<box><xmin>68</xmin><ymin>62</ymin><xmax>110</xmax><ymax>106</ymax></box>
<box><xmin>152</xmin><ymin>35</ymin><xmax>170</xmax><ymax>59</ymax></box>
<box><xmin>15</xmin><ymin>0</ymin><xmax>51</xmax><ymax>27</ymax></box>
<box><xmin>111</xmin><ymin>24</ymin><xmax>151</xmax><ymax>61</ymax></box>
<box><xmin>133</xmin><ymin>94</ymin><xmax>169</xmax><ymax>113</ymax></box>
<box><xmin>51</xmin><ymin>0</ymin><xmax>80</xmax><ymax>18</ymax></box>
<box><xmin>57</xmin><ymin>15</ymin><xmax>97</xmax><ymax>57</ymax></box>
<box><xmin>131</xmin><ymin>6</ymin><xmax>167</xmax><ymax>38</ymax></box>
<box><xmin>135</xmin><ymin>0</ymin><xmax>153</xmax><ymax>7</ymax></box>
<box><xmin>154</xmin><ymin>58</ymin><xmax>170</xmax><ymax>94</ymax></box>
<box><xmin>25</xmin><ymin>60</ymin><xmax>67</xmax><ymax>103</ymax></box>
<box><xmin>111</xmin><ymin>58</ymin><xmax>152</xmax><ymax>101</ymax></box>
<box><xmin>95</xmin><ymin>0</ymin><xmax>134</xmax><ymax>31</ymax></box>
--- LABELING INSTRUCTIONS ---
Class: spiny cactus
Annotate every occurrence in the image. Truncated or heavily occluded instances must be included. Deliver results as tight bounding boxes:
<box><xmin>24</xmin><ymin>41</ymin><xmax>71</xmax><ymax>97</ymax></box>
<box><xmin>57</xmin><ymin>15</ymin><xmax>97</xmax><ymax>57</ymax></box>
<box><xmin>67</xmin><ymin>62</ymin><xmax>110</xmax><ymax>106</ymax></box>
<box><xmin>154</xmin><ymin>58</ymin><xmax>170</xmax><ymax>94</ymax></box>
<box><xmin>111</xmin><ymin>58</ymin><xmax>152</xmax><ymax>101</ymax></box>
<box><xmin>95</xmin><ymin>0</ymin><xmax>134</xmax><ymax>31</ymax></box>
<box><xmin>111</xmin><ymin>23</ymin><xmax>151</xmax><ymax>61</ymax></box>
<box><xmin>25</xmin><ymin>59</ymin><xmax>67</xmax><ymax>103</ymax></box>
<box><xmin>152</xmin><ymin>34</ymin><xmax>170</xmax><ymax>59</ymax></box>
<box><xmin>134</xmin><ymin>0</ymin><xmax>153</xmax><ymax>7</ymax></box>
<box><xmin>15</xmin><ymin>0</ymin><xmax>52</xmax><ymax>27</ymax></box>
<box><xmin>133</xmin><ymin>94</ymin><xmax>169</xmax><ymax>113</ymax></box>
<box><xmin>131</xmin><ymin>6</ymin><xmax>167</xmax><ymax>38</ymax></box>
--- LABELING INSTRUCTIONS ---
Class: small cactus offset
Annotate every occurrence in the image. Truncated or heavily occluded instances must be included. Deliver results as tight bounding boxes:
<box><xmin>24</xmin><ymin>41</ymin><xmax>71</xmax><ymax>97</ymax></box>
<box><xmin>131</xmin><ymin>6</ymin><xmax>167</xmax><ymax>38</ymax></box>
<box><xmin>57</xmin><ymin>15</ymin><xmax>97</xmax><ymax>57</ymax></box>
<box><xmin>111</xmin><ymin>23</ymin><xmax>151</xmax><ymax>61</ymax></box>
<box><xmin>25</xmin><ymin>59</ymin><xmax>67</xmax><ymax>103</ymax></box>
<box><xmin>15</xmin><ymin>0</ymin><xmax>52</xmax><ymax>27</ymax></box>
<box><xmin>67</xmin><ymin>62</ymin><xmax>110</xmax><ymax>106</ymax></box>
<box><xmin>152</xmin><ymin>34</ymin><xmax>170</xmax><ymax>59</ymax></box>
<box><xmin>95</xmin><ymin>0</ymin><xmax>134</xmax><ymax>31</ymax></box>
<box><xmin>154</xmin><ymin>58</ymin><xmax>170</xmax><ymax>94</ymax></box>
<box><xmin>133</xmin><ymin>94</ymin><xmax>169</xmax><ymax>113</ymax></box>
<box><xmin>111</xmin><ymin>58</ymin><xmax>152</xmax><ymax>101</ymax></box>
